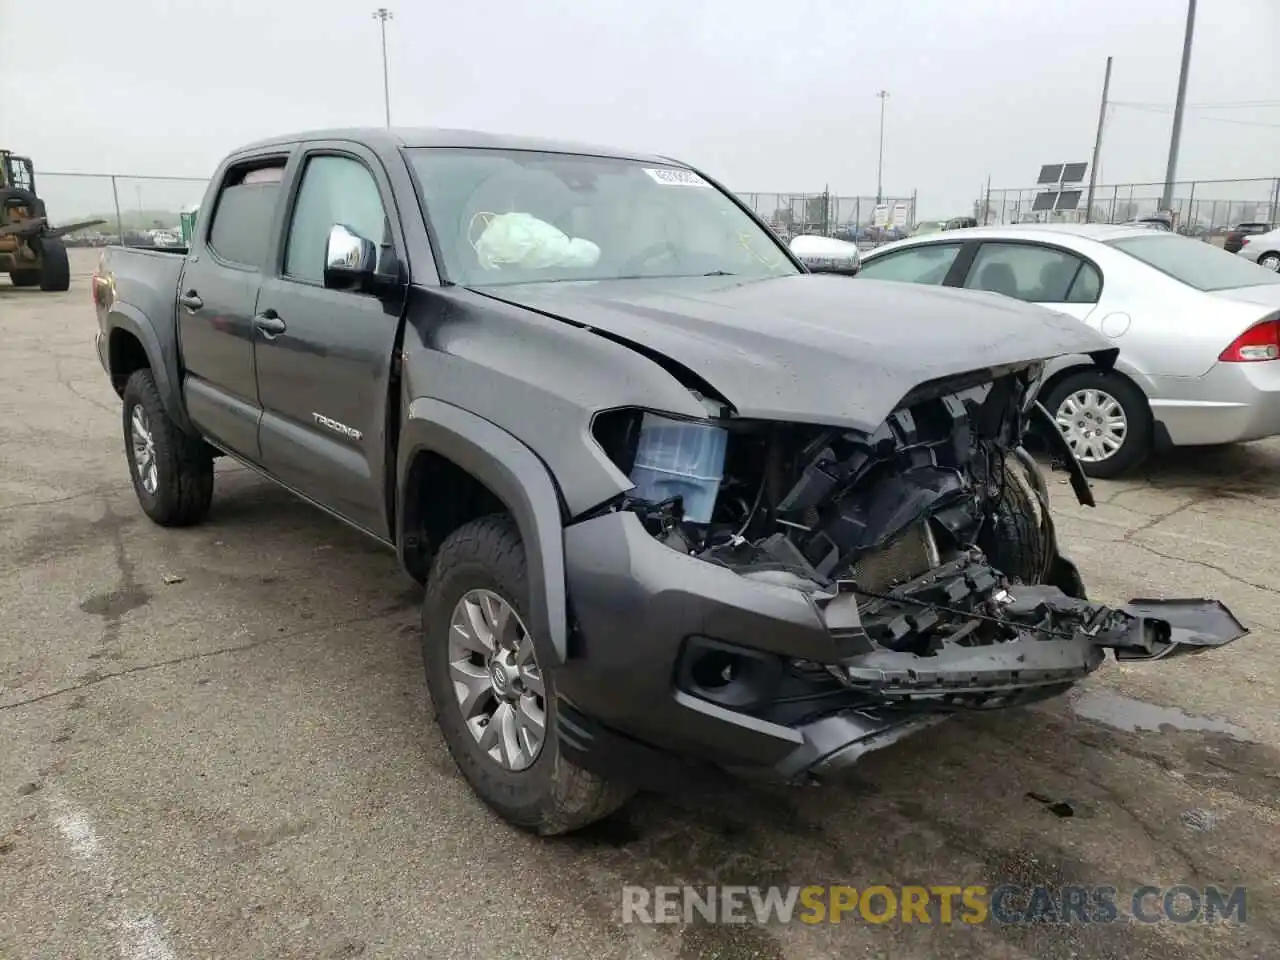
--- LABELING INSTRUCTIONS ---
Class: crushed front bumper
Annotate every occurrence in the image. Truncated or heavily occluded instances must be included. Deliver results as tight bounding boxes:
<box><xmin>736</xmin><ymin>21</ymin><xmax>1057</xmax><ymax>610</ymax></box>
<box><xmin>555</xmin><ymin>511</ymin><xmax>1248</xmax><ymax>787</ymax></box>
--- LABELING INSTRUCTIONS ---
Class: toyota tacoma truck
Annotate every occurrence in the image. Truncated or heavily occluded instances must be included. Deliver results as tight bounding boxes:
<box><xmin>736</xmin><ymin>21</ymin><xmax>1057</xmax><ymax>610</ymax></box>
<box><xmin>92</xmin><ymin>128</ymin><xmax>1247</xmax><ymax>835</ymax></box>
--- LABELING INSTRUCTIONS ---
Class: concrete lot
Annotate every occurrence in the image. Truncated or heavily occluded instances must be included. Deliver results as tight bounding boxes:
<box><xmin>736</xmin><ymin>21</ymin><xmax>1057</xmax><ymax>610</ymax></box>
<box><xmin>2</xmin><ymin>249</ymin><xmax>1277</xmax><ymax>959</ymax></box>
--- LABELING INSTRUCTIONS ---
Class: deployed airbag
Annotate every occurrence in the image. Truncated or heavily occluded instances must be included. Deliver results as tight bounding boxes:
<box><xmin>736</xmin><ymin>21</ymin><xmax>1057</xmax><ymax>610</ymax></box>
<box><xmin>474</xmin><ymin>212</ymin><xmax>601</xmax><ymax>271</ymax></box>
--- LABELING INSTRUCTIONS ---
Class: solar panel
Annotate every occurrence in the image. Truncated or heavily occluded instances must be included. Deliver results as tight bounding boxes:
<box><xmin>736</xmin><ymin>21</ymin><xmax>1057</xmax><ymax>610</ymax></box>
<box><xmin>1055</xmin><ymin>190</ymin><xmax>1083</xmax><ymax>211</ymax></box>
<box><xmin>1061</xmin><ymin>163</ymin><xmax>1088</xmax><ymax>183</ymax></box>
<box><xmin>1037</xmin><ymin>164</ymin><xmax>1065</xmax><ymax>185</ymax></box>
<box><xmin>1032</xmin><ymin>191</ymin><xmax>1058</xmax><ymax>211</ymax></box>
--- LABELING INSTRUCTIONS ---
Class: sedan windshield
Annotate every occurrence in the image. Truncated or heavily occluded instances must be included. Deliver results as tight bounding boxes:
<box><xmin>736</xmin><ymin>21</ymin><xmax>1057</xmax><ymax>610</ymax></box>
<box><xmin>1108</xmin><ymin>234</ymin><xmax>1280</xmax><ymax>291</ymax></box>
<box><xmin>406</xmin><ymin>148</ymin><xmax>798</xmax><ymax>286</ymax></box>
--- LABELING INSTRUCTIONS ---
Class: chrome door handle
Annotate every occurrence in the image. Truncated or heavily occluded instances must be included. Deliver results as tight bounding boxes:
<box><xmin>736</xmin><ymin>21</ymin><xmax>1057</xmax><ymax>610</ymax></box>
<box><xmin>253</xmin><ymin>311</ymin><xmax>287</xmax><ymax>338</ymax></box>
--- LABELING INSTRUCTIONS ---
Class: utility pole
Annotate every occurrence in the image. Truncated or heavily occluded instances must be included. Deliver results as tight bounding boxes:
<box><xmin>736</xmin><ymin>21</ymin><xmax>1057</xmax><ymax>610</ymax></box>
<box><xmin>1085</xmin><ymin>56</ymin><xmax>1113</xmax><ymax>224</ymax></box>
<box><xmin>373</xmin><ymin>8</ymin><xmax>394</xmax><ymax>127</ymax></box>
<box><xmin>875</xmin><ymin>90</ymin><xmax>889</xmax><ymax>205</ymax></box>
<box><xmin>1160</xmin><ymin>0</ymin><xmax>1196</xmax><ymax>213</ymax></box>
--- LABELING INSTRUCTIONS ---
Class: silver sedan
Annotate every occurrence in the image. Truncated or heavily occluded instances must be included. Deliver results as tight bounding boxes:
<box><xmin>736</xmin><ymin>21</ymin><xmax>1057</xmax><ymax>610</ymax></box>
<box><xmin>857</xmin><ymin>223</ymin><xmax>1280</xmax><ymax>476</ymax></box>
<box><xmin>1236</xmin><ymin>227</ymin><xmax>1280</xmax><ymax>272</ymax></box>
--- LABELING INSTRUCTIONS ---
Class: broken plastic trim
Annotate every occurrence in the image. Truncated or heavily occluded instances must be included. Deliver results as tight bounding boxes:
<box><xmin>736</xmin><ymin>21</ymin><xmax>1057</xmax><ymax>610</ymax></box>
<box><xmin>1030</xmin><ymin>401</ymin><xmax>1095</xmax><ymax>507</ymax></box>
<box><xmin>832</xmin><ymin>556</ymin><xmax>1248</xmax><ymax>707</ymax></box>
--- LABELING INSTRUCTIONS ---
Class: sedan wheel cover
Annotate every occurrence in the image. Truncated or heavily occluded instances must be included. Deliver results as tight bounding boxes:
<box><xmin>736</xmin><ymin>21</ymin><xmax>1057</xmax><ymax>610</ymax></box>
<box><xmin>447</xmin><ymin>588</ymin><xmax>546</xmax><ymax>772</ymax></box>
<box><xmin>129</xmin><ymin>405</ymin><xmax>159</xmax><ymax>494</ymax></box>
<box><xmin>1260</xmin><ymin>254</ymin><xmax>1280</xmax><ymax>272</ymax></box>
<box><xmin>1055</xmin><ymin>388</ymin><xmax>1128</xmax><ymax>463</ymax></box>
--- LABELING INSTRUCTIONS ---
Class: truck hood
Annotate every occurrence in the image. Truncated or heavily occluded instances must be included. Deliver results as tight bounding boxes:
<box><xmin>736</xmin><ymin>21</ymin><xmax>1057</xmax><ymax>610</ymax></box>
<box><xmin>475</xmin><ymin>274</ymin><xmax>1117</xmax><ymax>431</ymax></box>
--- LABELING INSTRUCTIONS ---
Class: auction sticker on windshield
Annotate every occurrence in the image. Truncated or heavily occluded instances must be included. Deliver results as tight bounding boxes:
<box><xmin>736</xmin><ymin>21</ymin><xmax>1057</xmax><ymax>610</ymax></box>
<box><xmin>644</xmin><ymin>167</ymin><xmax>710</xmax><ymax>187</ymax></box>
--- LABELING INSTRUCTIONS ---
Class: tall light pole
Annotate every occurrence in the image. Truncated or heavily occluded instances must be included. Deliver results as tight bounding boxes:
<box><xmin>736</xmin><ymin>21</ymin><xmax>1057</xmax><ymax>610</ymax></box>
<box><xmin>372</xmin><ymin>8</ymin><xmax>394</xmax><ymax>127</ymax></box>
<box><xmin>1160</xmin><ymin>0</ymin><xmax>1196</xmax><ymax>214</ymax></box>
<box><xmin>875</xmin><ymin>90</ymin><xmax>889</xmax><ymax>205</ymax></box>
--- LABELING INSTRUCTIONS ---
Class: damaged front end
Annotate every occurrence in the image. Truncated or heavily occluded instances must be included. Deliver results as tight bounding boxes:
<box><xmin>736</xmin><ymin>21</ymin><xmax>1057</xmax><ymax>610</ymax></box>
<box><xmin>578</xmin><ymin>358</ymin><xmax>1246</xmax><ymax>779</ymax></box>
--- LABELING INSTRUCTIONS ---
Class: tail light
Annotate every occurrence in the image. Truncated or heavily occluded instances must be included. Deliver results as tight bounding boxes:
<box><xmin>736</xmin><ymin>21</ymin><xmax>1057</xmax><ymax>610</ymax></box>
<box><xmin>1240</xmin><ymin>236</ymin><xmax>1251</xmax><ymax>247</ymax></box>
<box><xmin>1219</xmin><ymin>318</ymin><xmax>1280</xmax><ymax>362</ymax></box>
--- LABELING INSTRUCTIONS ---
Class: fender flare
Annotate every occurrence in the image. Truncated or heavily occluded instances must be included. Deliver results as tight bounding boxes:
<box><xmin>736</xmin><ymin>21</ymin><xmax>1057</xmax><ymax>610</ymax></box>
<box><xmin>398</xmin><ymin>397</ymin><xmax>569</xmax><ymax>666</ymax></box>
<box><xmin>106</xmin><ymin>303</ymin><xmax>193</xmax><ymax>433</ymax></box>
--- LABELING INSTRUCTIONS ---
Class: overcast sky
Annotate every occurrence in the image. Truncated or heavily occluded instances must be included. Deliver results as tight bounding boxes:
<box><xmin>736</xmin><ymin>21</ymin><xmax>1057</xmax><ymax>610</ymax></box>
<box><xmin>2</xmin><ymin>0</ymin><xmax>1277</xmax><ymax>219</ymax></box>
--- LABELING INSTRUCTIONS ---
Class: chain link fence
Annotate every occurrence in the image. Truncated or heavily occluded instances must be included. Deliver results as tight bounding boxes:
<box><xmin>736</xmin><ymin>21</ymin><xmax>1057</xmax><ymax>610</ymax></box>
<box><xmin>737</xmin><ymin>191</ymin><xmax>918</xmax><ymax>248</ymax></box>
<box><xmin>983</xmin><ymin>178</ymin><xmax>1280</xmax><ymax>239</ymax></box>
<box><xmin>37</xmin><ymin>171</ymin><xmax>918</xmax><ymax>252</ymax></box>
<box><xmin>32</xmin><ymin>172</ymin><xmax>209</xmax><ymax>247</ymax></box>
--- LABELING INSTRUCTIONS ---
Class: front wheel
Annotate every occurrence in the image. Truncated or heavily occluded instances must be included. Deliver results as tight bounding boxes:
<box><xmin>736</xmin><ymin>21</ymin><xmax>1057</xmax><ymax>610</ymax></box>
<box><xmin>121</xmin><ymin>368</ymin><xmax>215</xmax><ymax>526</ymax></box>
<box><xmin>38</xmin><ymin>237</ymin><xmax>70</xmax><ymax>292</ymax></box>
<box><xmin>422</xmin><ymin>514</ymin><xmax>632</xmax><ymax>835</ymax></box>
<box><xmin>1042</xmin><ymin>371</ymin><xmax>1152</xmax><ymax>478</ymax></box>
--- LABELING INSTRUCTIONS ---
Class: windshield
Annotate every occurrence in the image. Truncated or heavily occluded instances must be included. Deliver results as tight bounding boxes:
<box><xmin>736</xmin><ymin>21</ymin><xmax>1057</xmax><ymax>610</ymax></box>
<box><xmin>1108</xmin><ymin>234</ymin><xmax>1280</xmax><ymax>291</ymax></box>
<box><xmin>406</xmin><ymin>148</ymin><xmax>798</xmax><ymax>286</ymax></box>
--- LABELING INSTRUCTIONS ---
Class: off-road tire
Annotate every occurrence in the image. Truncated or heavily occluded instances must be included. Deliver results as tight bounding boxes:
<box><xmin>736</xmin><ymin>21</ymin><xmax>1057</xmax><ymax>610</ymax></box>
<box><xmin>38</xmin><ymin>237</ymin><xmax>71</xmax><ymax>292</ymax></box>
<box><xmin>1042</xmin><ymin>370</ymin><xmax>1151</xmax><ymax>479</ymax></box>
<box><xmin>422</xmin><ymin>514</ymin><xmax>633</xmax><ymax>835</ymax></box>
<box><xmin>8</xmin><ymin>269</ymin><xmax>39</xmax><ymax>287</ymax></box>
<box><xmin>121</xmin><ymin>368</ymin><xmax>214</xmax><ymax>527</ymax></box>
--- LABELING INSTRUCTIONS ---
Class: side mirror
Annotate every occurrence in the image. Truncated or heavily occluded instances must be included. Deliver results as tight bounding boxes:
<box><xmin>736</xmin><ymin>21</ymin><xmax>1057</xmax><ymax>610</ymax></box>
<box><xmin>323</xmin><ymin>224</ymin><xmax>378</xmax><ymax>290</ymax></box>
<box><xmin>789</xmin><ymin>235</ymin><xmax>862</xmax><ymax>276</ymax></box>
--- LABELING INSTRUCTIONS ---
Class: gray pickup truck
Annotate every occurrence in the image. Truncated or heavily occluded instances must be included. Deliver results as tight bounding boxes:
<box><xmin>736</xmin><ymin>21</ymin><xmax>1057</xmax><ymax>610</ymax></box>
<box><xmin>92</xmin><ymin>127</ymin><xmax>1246</xmax><ymax>835</ymax></box>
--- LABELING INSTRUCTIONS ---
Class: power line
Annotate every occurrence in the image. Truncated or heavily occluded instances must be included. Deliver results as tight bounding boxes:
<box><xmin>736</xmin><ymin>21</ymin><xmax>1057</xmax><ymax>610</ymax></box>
<box><xmin>1111</xmin><ymin>102</ymin><xmax>1280</xmax><ymax>129</ymax></box>
<box><xmin>1113</xmin><ymin>99</ymin><xmax>1280</xmax><ymax>110</ymax></box>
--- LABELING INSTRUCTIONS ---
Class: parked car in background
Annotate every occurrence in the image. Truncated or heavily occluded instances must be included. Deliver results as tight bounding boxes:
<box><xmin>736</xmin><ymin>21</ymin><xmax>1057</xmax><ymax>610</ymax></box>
<box><xmin>857</xmin><ymin>223</ymin><xmax>1280</xmax><ymax>477</ymax></box>
<box><xmin>1123</xmin><ymin>215</ymin><xmax>1173</xmax><ymax>231</ymax></box>
<box><xmin>1237</xmin><ymin>226</ymin><xmax>1280</xmax><ymax>272</ymax></box>
<box><xmin>911</xmin><ymin>220</ymin><xmax>947</xmax><ymax>236</ymax></box>
<box><xmin>1225</xmin><ymin>221</ymin><xmax>1276</xmax><ymax>254</ymax></box>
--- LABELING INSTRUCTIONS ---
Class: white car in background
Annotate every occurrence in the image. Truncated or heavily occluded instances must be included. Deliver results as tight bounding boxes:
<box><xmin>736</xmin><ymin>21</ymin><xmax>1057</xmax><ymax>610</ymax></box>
<box><xmin>857</xmin><ymin>224</ymin><xmax>1280</xmax><ymax>476</ymax></box>
<box><xmin>1237</xmin><ymin>227</ymin><xmax>1280</xmax><ymax>272</ymax></box>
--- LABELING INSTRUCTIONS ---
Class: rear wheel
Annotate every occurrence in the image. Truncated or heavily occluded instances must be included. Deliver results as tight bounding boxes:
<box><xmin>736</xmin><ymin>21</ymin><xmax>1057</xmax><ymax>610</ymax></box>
<box><xmin>8</xmin><ymin>269</ymin><xmax>39</xmax><ymax>287</ymax></box>
<box><xmin>122</xmin><ymin>368</ymin><xmax>214</xmax><ymax>526</ymax></box>
<box><xmin>1043</xmin><ymin>370</ymin><xmax>1151</xmax><ymax>478</ymax></box>
<box><xmin>1259</xmin><ymin>252</ymin><xmax>1280</xmax><ymax>272</ymax></box>
<box><xmin>422</xmin><ymin>514</ymin><xmax>632</xmax><ymax>835</ymax></box>
<box><xmin>38</xmin><ymin>237</ymin><xmax>70</xmax><ymax>292</ymax></box>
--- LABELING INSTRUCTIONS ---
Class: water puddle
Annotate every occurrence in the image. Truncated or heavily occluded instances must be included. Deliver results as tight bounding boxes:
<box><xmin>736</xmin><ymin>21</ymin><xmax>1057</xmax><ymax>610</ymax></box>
<box><xmin>1069</xmin><ymin>689</ymin><xmax>1257</xmax><ymax>742</ymax></box>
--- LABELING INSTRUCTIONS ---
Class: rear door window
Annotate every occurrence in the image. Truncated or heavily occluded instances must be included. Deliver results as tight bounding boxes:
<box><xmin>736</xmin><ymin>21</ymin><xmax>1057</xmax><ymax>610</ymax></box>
<box><xmin>856</xmin><ymin>243</ymin><xmax>962</xmax><ymax>284</ymax></box>
<box><xmin>206</xmin><ymin>161</ymin><xmax>286</xmax><ymax>269</ymax></box>
<box><xmin>963</xmin><ymin>242</ymin><xmax>1099</xmax><ymax>303</ymax></box>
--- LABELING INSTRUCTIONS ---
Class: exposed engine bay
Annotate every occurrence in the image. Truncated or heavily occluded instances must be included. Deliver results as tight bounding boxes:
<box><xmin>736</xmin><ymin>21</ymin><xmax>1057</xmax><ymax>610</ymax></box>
<box><xmin>591</xmin><ymin>361</ymin><xmax>1248</xmax><ymax>711</ymax></box>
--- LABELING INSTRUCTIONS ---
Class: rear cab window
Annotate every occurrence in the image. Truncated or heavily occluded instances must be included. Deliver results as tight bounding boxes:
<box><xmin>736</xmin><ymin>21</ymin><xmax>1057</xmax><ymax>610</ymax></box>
<box><xmin>1108</xmin><ymin>234</ymin><xmax>1280</xmax><ymax>291</ymax></box>
<box><xmin>205</xmin><ymin>159</ymin><xmax>287</xmax><ymax>269</ymax></box>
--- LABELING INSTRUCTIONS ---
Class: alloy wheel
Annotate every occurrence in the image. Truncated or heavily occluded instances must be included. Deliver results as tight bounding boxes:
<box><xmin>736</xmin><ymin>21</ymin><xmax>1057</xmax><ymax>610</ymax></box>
<box><xmin>1055</xmin><ymin>388</ymin><xmax>1128</xmax><ymax>463</ymax></box>
<box><xmin>446</xmin><ymin>588</ymin><xmax>546</xmax><ymax>771</ymax></box>
<box><xmin>129</xmin><ymin>405</ymin><xmax>159</xmax><ymax>494</ymax></box>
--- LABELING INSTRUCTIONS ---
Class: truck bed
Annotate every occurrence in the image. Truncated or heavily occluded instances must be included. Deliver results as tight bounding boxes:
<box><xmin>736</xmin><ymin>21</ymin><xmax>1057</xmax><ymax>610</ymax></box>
<box><xmin>96</xmin><ymin>245</ymin><xmax>185</xmax><ymax>327</ymax></box>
